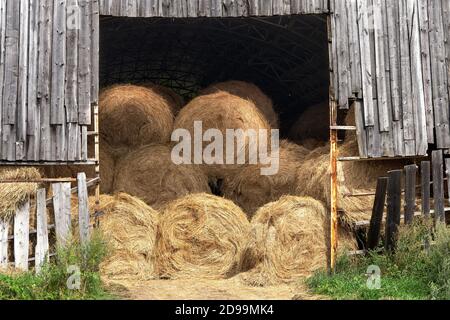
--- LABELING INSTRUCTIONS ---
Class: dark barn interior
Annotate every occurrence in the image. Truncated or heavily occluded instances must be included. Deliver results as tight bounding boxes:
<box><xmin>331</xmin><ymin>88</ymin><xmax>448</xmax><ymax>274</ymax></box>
<box><xmin>99</xmin><ymin>15</ymin><xmax>329</xmax><ymax>136</ymax></box>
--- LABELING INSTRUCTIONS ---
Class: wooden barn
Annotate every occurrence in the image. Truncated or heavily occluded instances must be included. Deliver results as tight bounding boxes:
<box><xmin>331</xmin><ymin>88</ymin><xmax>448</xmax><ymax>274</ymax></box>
<box><xmin>1</xmin><ymin>0</ymin><xmax>450</xmax><ymax>269</ymax></box>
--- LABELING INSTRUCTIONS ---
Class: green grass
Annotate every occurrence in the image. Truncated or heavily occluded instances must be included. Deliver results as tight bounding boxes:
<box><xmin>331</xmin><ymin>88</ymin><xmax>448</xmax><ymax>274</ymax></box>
<box><xmin>0</xmin><ymin>232</ymin><xmax>114</xmax><ymax>300</ymax></box>
<box><xmin>306</xmin><ymin>221</ymin><xmax>450</xmax><ymax>300</ymax></box>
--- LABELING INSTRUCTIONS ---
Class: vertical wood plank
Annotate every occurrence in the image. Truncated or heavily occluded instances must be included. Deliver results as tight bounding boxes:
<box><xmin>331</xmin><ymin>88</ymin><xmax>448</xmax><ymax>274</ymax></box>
<box><xmin>421</xmin><ymin>161</ymin><xmax>431</xmax><ymax>217</ymax></box>
<box><xmin>367</xmin><ymin>177</ymin><xmax>388</xmax><ymax>250</ymax></box>
<box><xmin>0</xmin><ymin>218</ymin><xmax>9</xmax><ymax>268</ymax></box>
<box><xmin>357</xmin><ymin>0</ymin><xmax>375</xmax><ymax>126</ymax></box>
<box><xmin>53</xmin><ymin>182</ymin><xmax>72</xmax><ymax>246</ymax></box>
<box><xmin>404</xmin><ymin>164</ymin><xmax>417</xmax><ymax>224</ymax></box>
<box><xmin>26</xmin><ymin>0</ymin><xmax>41</xmax><ymax>161</ymax></box>
<box><xmin>38</xmin><ymin>0</ymin><xmax>53</xmax><ymax>160</ymax></box>
<box><xmin>66</xmin><ymin>0</ymin><xmax>79</xmax><ymax>123</ymax></box>
<box><xmin>35</xmin><ymin>188</ymin><xmax>49</xmax><ymax>273</ymax></box>
<box><xmin>385</xmin><ymin>170</ymin><xmax>402</xmax><ymax>251</ymax></box>
<box><xmin>77</xmin><ymin>172</ymin><xmax>90</xmax><ymax>243</ymax></box>
<box><xmin>14</xmin><ymin>198</ymin><xmax>30</xmax><ymax>271</ymax></box>
<box><xmin>50</xmin><ymin>0</ymin><xmax>67</xmax><ymax>125</ymax></box>
<box><xmin>432</xmin><ymin>150</ymin><xmax>445</xmax><ymax>223</ymax></box>
<box><xmin>78</xmin><ymin>0</ymin><xmax>92</xmax><ymax>125</ymax></box>
<box><xmin>17</xmin><ymin>0</ymin><xmax>29</xmax><ymax>160</ymax></box>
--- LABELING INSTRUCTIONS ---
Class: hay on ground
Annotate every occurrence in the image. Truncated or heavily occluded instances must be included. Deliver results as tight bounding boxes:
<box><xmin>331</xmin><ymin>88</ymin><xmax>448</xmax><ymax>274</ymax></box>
<box><xmin>240</xmin><ymin>196</ymin><xmax>327</xmax><ymax>286</ymax></box>
<box><xmin>99</xmin><ymin>84</ymin><xmax>174</xmax><ymax>150</ymax></box>
<box><xmin>174</xmin><ymin>92</ymin><xmax>272</xmax><ymax>179</ymax></box>
<box><xmin>0</xmin><ymin>167</ymin><xmax>41</xmax><ymax>220</ymax></box>
<box><xmin>222</xmin><ymin>140</ymin><xmax>310</xmax><ymax>218</ymax></box>
<box><xmin>296</xmin><ymin>141</ymin><xmax>409</xmax><ymax>227</ymax></box>
<box><xmin>201</xmin><ymin>80</ymin><xmax>279</xmax><ymax>128</ymax></box>
<box><xmin>94</xmin><ymin>193</ymin><xmax>159</xmax><ymax>280</ymax></box>
<box><xmin>143</xmin><ymin>83</ymin><xmax>185</xmax><ymax>115</ymax></box>
<box><xmin>113</xmin><ymin>144</ymin><xmax>211</xmax><ymax>210</ymax></box>
<box><xmin>154</xmin><ymin>193</ymin><xmax>251</xmax><ymax>280</ymax></box>
<box><xmin>288</xmin><ymin>101</ymin><xmax>329</xmax><ymax>144</ymax></box>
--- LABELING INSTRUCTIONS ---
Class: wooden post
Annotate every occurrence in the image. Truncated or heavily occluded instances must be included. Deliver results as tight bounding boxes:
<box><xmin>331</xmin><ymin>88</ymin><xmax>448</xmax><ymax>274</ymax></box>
<box><xmin>77</xmin><ymin>172</ymin><xmax>90</xmax><ymax>243</ymax></box>
<box><xmin>404</xmin><ymin>164</ymin><xmax>417</xmax><ymax>224</ymax></box>
<box><xmin>445</xmin><ymin>159</ymin><xmax>450</xmax><ymax>212</ymax></box>
<box><xmin>35</xmin><ymin>188</ymin><xmax>49</xmax><ymax>273</ymax></box>
<box><xmin>94</xmin><ymin>101</ymin><xmax>101</xmax><ymax>228</ymax></box>
<box><xmin>385</xmin><ymin>170</ymin><xmax>402</xmax><ymax>252</ymax></box>
<box><xmin>421</xmin><ymin>161</ymin><xmax>431</xmax><ymax>217</ymax></box>
<box><xmin>0</xmin><ymin>218</ymin><xmax>9</xmax><ymax>268</ymax></box>
<box><xmin>53</xmin><ymin>182</ymin><xmax>72</xmax><ymax>246</ymax></box>
<box><xmin>329</xmin><ymin>97</ymin><xmax>339</xmax><ymax>273</ymax></box>
<box><xmin>432</xmin><ymin>150</ymin><xmax>445</xmax><ymax>223</ymax></box>
<box><xmin>14</xmin><ymin>198</ymin><xmax>30</xmax><ymax>271</ymax></box>
<box><xmin>367</xmin><ymin>177</ymin><xmax>388</xmax><ymax>250</ymax></box>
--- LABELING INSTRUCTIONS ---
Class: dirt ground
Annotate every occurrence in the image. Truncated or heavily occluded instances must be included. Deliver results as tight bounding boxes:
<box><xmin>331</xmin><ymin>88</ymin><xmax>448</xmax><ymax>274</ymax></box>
<box><xmin>104</xmin><ymin>276</ymin><xmax>325</xmax><ymax>300</ymax></box>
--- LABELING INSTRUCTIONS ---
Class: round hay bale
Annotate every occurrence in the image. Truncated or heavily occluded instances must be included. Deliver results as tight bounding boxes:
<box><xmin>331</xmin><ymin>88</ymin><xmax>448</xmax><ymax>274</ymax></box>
<box><xmin>201</xmin><ymin>80</ymin><xmax>279</xmax><ymax>128</ymax></box>
<box><xmin>96</xmin><ymin>193</ymin><xmax>159</xmax><ymax>280</ymax></box>
<box><xmin>240</xmin><ymin>196</ymin><xmax>327</xmax><ymax>286</ymax></box>
<box><xmin>154</xmin><ymin>193</ymin><xmax>250</xmax><ymax>279</ymax></box>
<box><xmin>143</xmin><ymin>83</ymin><xmax>185</xmax><ymax>115</ymax></box>
<box><xmin>99</xmin><ymin>84</ymin><xmax>174</xmax><ymax>150</ymax></box>
<box><xmin>222</xmin><ymin>140</ymin><xmax>309</xmax><ymax>218</ymax></box>
<box><xmin>0</xmin><ymin>167</ymin><xmax>42</xmax><ymax>220</ymax></box>
<box><xmin>174</xmin><ymin>92</ymin><xmax>272</xmax><ymax>179</ymax></box>
<box><xmin>43</xmin><ymin>138</ymin><xmax>118</xmax><ymax>194</ymax></box>
<box><xmin>288</xmin><ymin>101</ymin><xmax>329</xmax><ymax>144</ymax></box>
<box><xmin>113</xmin><ymin>144</ymin><xmax>211</xmax><ymax>210</ymax></box>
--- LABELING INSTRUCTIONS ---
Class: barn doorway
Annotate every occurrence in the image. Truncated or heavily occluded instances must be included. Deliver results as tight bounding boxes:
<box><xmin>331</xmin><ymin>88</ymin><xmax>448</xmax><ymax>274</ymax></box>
<box><xmin>99</xmin><ymin>15</ymin><xmax>330</xmax><ymax>139</ymax></box>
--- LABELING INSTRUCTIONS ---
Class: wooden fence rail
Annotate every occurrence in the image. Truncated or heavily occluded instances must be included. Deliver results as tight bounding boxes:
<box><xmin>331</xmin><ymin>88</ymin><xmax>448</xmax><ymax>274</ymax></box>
<box><xmin>0</xmin><ymin>173</ymin><xmax>94</xmax><ymax>272</ymax></box>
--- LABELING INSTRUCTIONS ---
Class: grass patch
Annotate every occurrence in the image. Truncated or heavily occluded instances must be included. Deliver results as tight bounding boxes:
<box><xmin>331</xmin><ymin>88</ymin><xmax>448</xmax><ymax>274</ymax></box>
<box><xmin>0</xmin><ymin>232</ymin><xmax>114</xmax><ymax>300</ymax></box>
<box><xmin>307</xmin><ymin>221</ymin><xmax>450</xmax><ymax>300</ymax></box>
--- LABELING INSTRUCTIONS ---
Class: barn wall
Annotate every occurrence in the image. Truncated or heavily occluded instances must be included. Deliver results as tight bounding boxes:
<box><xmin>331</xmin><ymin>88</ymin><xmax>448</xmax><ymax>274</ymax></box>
<box><xmin>1</xmin><ymin>0</ymin><xmax>450</xmax><ymax>163</ymax></box>
<box><xmin>99</xmin><ymin>0</ymin><xmax>330</xmax><ymax>17</ymax></box>
<box><xmin>0</xmin><ymin>0</ymin><xmax>99</xmax><ymax>163</ymax></box>
<box><xmin>331</xmin><ymin>0</ymin><xmax>450</xmax><ymax>158</ymax></box>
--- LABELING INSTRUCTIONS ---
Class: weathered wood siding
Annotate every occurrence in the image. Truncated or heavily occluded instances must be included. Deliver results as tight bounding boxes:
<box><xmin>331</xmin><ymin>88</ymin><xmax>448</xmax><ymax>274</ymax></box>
<box><xmin>99</xmin><ymin>0</ymin><xmax>330</xmax><ymax>16</ymax></box>
<box><xmin>0</xmin><ymin>0</ymin><xmax>98</xmax><ymax>162</ymax></box>
<box><xmin>0</xmin><ymin>0</ymin><xmax>450</xmax><ymax>162</ymax></box>
<box><xmin>331</xmin><ymin>0</ymin><xmax>450</xmax><ymax>158</ymax></box>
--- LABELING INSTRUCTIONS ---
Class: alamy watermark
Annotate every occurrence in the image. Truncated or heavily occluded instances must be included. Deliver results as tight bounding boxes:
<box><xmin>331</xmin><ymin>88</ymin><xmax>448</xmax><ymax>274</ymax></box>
<box><xmin>171</xmin><ymin>121</ymin><xmax>280</xmax><ymax>176</ymax></box>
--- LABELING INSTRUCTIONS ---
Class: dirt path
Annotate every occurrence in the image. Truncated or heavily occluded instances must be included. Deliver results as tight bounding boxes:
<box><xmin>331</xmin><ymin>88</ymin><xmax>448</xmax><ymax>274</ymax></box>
<box><xmin>104</xmin><ymin>277</ymin><xmax>323</xmax><ymax>300</ymax></box>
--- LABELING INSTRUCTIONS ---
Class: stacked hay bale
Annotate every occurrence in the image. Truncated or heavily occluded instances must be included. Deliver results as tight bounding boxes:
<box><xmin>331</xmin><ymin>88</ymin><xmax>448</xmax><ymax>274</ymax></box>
<box><xmin>201</xmin><ymin>80</ymin><xmax>279</xmax><ymax>128</ymax></box>
<box><xmin>173</xmin><ymin>91</ymin><xmax>272</xmax><ymax>179</ymax></box>
<box><xmin>99</xmin><ymin>84</ymin><xmax>175</xmax><ymax>150</ymax></box>
<box><xmin>240</xmin><ymin>196</ymin><xmax>327</xmax><ymax>286</ymax></box>
<box><xmin>143</xmin><ymin>83</ymin><xmax>185</xmax><ymax>115</ymax></box>
<box><xmin>113</xmin><ymin>144</ymin><xmax>211</xmax><ymax>210</ymax></box>
<box><xmin>222</xmin><ymin>140</ymin><xmax>309</xmax><ymax>218</ymax></box>
<box><xmin>288</xmin><ymin>101</ymin><xmax>329</xmax><ymax>146</ymax></box>
<box><xmin>154</xmin><ymin>193</ymin><xmax>251</xmax><ymax>279</ymax></box>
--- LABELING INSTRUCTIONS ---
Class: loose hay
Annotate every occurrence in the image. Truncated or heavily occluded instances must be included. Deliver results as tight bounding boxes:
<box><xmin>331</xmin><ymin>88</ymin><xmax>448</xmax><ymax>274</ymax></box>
<box><xmin>99</xmin><ymin>84</ymin><xmax>174</xmax><ymax>150</ymax></box>
<box><xmin>240</xmin><ymin>196</ymin><xmax>327</xmax><ymax>286</ymax></box>
<box><xmin>96</xmin><ymin>193</ymin><xmax>159</xmax><ymax>280</ymax></box>
<box><xmin>154</xmin><ymin>193</ymin><xmax>251</xmax><ymax>280</ymax></box>
<box><xmin>0</xmin><ymin>167</ymin><xmax>41</xmax><ymax>220</ymax></box>
<box><xmin>113</xmin><ymin>144</ymin><xmax>211</xmax><ymax>210</ymax></box>
<box><xmin>296</xmin><ymin>141</ymin><xmax>409</xmax><ymax>227</ymax></box>
<box><xmin>174</xmin><ymin>92</ymin><xmax>272</xmax><ymax>179</ymax></box>
<box><xmin>222</xmin><ymin>140</ymin><xmax>310</xmax><ymax>218</ymax></box>
<box><xmin>201</xmin><ymin>80</ymin><xmax>279</xmax><ymax>128</ymax></box>
<box><xmin>288</xmin><ymin>101</ymin><xmax>329</xmax><ymax>144</ymax></box>
<box><xmin>143</xmin><ymin>83</ymin><xmax>185</xmax><ymax>115</ymax></box>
